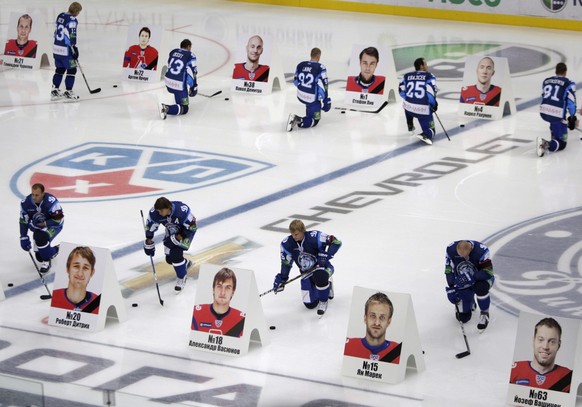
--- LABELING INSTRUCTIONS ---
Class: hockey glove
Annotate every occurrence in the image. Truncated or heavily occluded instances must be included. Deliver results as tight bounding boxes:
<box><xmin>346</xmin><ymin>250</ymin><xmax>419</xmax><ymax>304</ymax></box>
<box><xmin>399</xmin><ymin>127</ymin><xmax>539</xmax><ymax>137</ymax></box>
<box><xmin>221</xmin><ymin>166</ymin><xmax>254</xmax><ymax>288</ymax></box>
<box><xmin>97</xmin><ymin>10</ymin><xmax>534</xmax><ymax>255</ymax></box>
<box><xmin>273</xmin><ymin>274</ymin><xmax>288</xmax><ymax>294</ymax></box>
<box><xmin>143</xmin><ymin>239</ymin><xmax>155</xmax><ymax>256</ymax></box>
<box><xmin>567</xmin><ymin>115</ymin><xmax>577</xmax><ymax>131</ymax></box>
<box><xmin>20</xmin><ymin>236</ymin><xmax>32</xmax><ymax>251</ymax></box>
<box><xmin>445</xmin><ymin>286</ymin><xmax>459</xmax><ymax>304</ymax></box>
<box><xmin>432</xmin><ymin>101</ymin><xmax>438</xmax><ymax>112</ymax></box>
<box><xmin>32</xmin><ymin>212</ymin><xmax>46</xmax><ymax>228</ymax></box>
<box><xmin>322</xmin><ymin>97</ymin><xmax>332</xmax><ymax>112</ymax></box>
<box><xmin>317</xmin><ymin>252</ymin><xmax>329</xmax><ymax>267</ymax></box>
<box><xmin>189</xmin><ymin>86</ymin><xmax>198</xmax><ymax>97</ymax></box>
<box><xmin>71</xmin><ymin>45</ymin><xmax>79</xmax><ymax>60</ymax></box>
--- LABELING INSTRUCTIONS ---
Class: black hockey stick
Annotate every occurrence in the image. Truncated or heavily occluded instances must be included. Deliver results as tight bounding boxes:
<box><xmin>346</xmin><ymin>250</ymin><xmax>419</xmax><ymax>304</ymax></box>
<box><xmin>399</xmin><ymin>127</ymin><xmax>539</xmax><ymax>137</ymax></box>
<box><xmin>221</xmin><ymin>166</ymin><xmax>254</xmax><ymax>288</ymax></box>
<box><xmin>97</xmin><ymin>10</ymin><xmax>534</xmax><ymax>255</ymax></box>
<box><xmin>28</xmin><ymin>251</ymin><xmax>52</xmax><ymax>300</ymax></box>
<box><xmin>454</xmin><ymin>303</ymin><xmax>471</xmax><ymax>359</ymax></box>
<box><xmin>434</xmin><ymin>111</ymin><xmax>451</xmax><ymax>141</ymax></box>
<box><xmin>140</xmin><ymin>210</ymin><xmax>164</xmax><ymax>306</ymax></box>
<box><xmin>259</xmin><ymin>266</ymin><xmax>320</xmax><ymax>297</ymax></box>
<box><xmin>335</xmin><ymin>100</ymin><xmax>388</xmax><ymax>114</ymax></box>
<box><xmin>199</xmin><ymin>90</ymin><xmax>222</xmax><ymax>98</ymax></box>
<box><xmin>76</xmin><ymin>59</ymin><xmax>101</xmax><ymax>94</ymax></box>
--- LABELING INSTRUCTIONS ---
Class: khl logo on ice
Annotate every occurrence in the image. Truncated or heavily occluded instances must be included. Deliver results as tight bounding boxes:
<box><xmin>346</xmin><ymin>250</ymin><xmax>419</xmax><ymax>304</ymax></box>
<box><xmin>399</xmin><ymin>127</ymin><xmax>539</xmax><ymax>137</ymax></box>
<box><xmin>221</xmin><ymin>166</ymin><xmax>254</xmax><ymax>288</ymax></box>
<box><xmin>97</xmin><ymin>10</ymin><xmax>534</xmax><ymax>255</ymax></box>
<box><xmin>12</xmin><ymin>142</ymin><xmax>274</xmax><ymax>202</ymax></box>
<box><xmin>489</xmin><ymin>208</ymin><xmax>582</xmax><ymax>319</ymax></box>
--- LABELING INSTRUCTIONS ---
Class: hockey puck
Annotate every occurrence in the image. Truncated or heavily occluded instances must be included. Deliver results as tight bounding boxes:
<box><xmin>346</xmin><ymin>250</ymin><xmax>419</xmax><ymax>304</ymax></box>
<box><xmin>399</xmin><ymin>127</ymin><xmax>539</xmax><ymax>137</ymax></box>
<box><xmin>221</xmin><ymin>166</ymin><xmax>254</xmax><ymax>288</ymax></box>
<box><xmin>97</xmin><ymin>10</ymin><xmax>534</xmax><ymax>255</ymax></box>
<box><xmin>132</xmin><ymin>303</ymin><xmax>138</xmax><ymax>307</ymax></box>
<box><xmin>7</xmin><ymin>283</ymin><xmax>13</xmax><ymax>287</ymax></box>
<box><xmin>224</xmin><ymin>97</ymin><xmax>229</xmax><ymax>101</ymax></box>
<box><xmin>269</xmin><ymin>325</ymin><xmax>276</xmax><ymax>330</ymax></box>
<box><xmin>113</xmin><ymin>85</ymin><xmax>118</xmax><ymax>88</ymax></box>
<box><xmin>341</xmin><ymin>111</ymin><xmax>346</xmax><ymax>114</ymax></box>
<box><xmin>460</xmin><ymin>124</ymin><xmax>465</xmax><ymax>127</ymax></box>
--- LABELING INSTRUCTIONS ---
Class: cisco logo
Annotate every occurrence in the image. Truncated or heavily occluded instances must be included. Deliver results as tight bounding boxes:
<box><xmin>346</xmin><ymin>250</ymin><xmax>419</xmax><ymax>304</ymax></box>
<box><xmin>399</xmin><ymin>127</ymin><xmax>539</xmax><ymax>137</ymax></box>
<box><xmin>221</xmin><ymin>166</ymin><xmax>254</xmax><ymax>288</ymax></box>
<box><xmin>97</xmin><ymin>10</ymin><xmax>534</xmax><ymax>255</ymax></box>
<box><xmin>541</xmin><ymin>0</ymin><xmax>567</xmax><ymax>12</ymax></box>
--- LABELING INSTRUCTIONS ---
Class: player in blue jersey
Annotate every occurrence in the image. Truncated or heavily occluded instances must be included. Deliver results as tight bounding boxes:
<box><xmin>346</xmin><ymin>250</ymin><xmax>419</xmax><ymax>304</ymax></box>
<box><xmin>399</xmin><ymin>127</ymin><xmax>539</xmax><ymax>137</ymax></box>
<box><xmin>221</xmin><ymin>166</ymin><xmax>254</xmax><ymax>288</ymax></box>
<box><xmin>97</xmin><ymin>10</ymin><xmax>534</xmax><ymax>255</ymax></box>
<box><xmin>51</xmin><ymin>2</ymin><xmax>82</xmax><ymax>102</ymax></box>
<box><xmin>537</xmin><ymin>62</ymin><xmax>578</xmax><ymax>157</ymax></box>
<box><xmin>286</xmin><ymin>48</ymin><xmax>331</xmax><ymax>132</ymax></box>
<box><xmin>273</xmin><ymin>219</ymin><xmax>342</xmax><ymax>316</ymax></box>
<box><xmin>19</xmin><ymin>183</ymin><xmax>64</xmax><ymax>274</ymax></box>
<box><xmin>160</xmin><ymin>39</ymin><xmax>198</xmax><ymax>120</ymax></box>
<box><xmin>444</xmin><ymin>240</ymin><xmax>494</xmax><ymax>331</ymax></box>
<box><xmin>143</xmin><ymin>197</ymin><xmax>197</xmax><ymax>292</ymax></box>
<box><xmin>399</xmin><ymin>57</ymin><xmax>438</xmax><ymax>145</ymax></box>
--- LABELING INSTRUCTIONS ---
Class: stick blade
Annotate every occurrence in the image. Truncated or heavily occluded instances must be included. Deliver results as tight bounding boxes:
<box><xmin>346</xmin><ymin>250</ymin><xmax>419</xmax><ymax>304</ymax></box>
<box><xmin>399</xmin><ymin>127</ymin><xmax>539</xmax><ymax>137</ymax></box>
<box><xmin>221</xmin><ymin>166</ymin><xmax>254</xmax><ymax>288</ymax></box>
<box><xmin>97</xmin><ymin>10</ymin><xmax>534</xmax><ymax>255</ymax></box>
<box><xmin>90</xmin><ymin>88</ymin><xmax>102</xmax><ymax>94</ymax></box>
<box><xmin>40</xmin><ymin>295</ymin><xmax>52</xmax><ymax>300</ymax></box>
<box><xmin>455</xmin><ymin>351</ymin><xmax>470</xmax><ymax>359</ymax></box>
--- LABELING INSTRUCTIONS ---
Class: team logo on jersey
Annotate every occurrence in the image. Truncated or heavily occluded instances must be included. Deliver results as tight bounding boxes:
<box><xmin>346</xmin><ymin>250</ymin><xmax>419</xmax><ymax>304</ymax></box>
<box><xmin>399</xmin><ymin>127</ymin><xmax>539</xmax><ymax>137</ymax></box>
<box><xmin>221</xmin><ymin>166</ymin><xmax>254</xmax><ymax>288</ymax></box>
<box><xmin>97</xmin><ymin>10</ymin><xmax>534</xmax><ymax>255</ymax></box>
<box><xmin>392</xmin><ymin>43</ymin><xmax>562</xmax><ymax>81</ymax></box>
<box><xmin>536</xmin><ymin>375</ymin><xmax>546</xmax><ymax>386</ymax></box>
<box><xmin>488</xmin><ymin>208</ymin><xmax>582</xmax><ymax>319</ymax></box>
<box><xmin>12</xmin><ymin>142</ymin><xmax>274</xmax><ymax>202</ymax></box>
<box><xmin>541</xmin><ymin>0</ymin><xmax>567</xmax><ymax>13</ymax></box>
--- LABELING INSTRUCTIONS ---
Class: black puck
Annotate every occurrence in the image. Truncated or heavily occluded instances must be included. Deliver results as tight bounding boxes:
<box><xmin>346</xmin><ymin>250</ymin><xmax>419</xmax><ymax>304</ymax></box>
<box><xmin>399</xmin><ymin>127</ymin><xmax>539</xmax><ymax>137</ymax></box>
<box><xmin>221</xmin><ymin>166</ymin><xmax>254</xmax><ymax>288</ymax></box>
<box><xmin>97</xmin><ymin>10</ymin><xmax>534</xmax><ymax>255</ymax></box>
<box><xmin>7</xmin><ymin>283</ymin><xmax>13</xmax><ymax>287</ymax></box>
<box><xmin>341</xmin><ymin>111</ymin><xmax>346</xmax><ymax>114</ymax></box>
<box><xmin>113</xmin><ymin>85</ymin><xmax>118</xmax><ymax>88</ymax></box>
<box><xmin>460</xmin><ymin>124</ymin><xmax>465</xmax><ymax>127</ymax></box>
<box><xmin>269</xmin><ymin>325</ymin><xmax>276</xmax><ymax>330</ymax></box>
<box><xmin>132</xmin><ymin>303</ymin><xmax>138</xmax><ymax>307</ymax></box>
<box><xmin>224</xmin><ymin>97</ymin><xmax>229</xmax><ymax>101</ymax></box>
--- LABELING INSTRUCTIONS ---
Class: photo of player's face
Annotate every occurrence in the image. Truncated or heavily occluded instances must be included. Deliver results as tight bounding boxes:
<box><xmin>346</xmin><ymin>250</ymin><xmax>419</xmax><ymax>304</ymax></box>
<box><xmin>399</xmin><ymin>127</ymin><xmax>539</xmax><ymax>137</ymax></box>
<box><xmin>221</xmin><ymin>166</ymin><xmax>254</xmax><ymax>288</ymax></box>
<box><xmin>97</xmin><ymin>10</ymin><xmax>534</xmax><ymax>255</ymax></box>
<box><xmin>67</xmin><ymin>251</ymin><xmax>95</xmax><ymax>291</ymax></box>
<box><xmin>533</xmin><ymin>324</ymin><xmax>561</xmax><ymax>369</ymax></box>
<box><xmin>213</xmin><ymin>277</ymin><xmax>235</xmax><ymax>307</ymax></box>
<box><xmin>17</xmin><ymin>15</ymin><xmax>32</xmax><ymax>45</ymax></box>
<box><xmin>31</xmin><ymin>187</ymin><xmax>44</xmax><ymax>204</ymax></box>
<box><xmin>246</xmin><ymin>35</ymin><xmax>263</xmax><ymax>64</ymax></box>
<box><xmin>359</xmin><ymin>53</ymin><xmax>378</xmax><ymax>82</ymax></box>
<box><xmin>156</xmin><ymin>207</ymin><xmax>171</xmax><ymax>217</ymax></box>
<box><xmin>138</xmin><ymin>30</ymin><xmax>150</xmax><ymax>48</ymax></box>
<box><xmin>476</xmin><ymin>57</ymin><xmax>495</xmax><ymax>86</ymax></box>
<box><xmin>364</xmin><ymin>301</ymin><xmax>391</xmax><ymax>344</ymax></box>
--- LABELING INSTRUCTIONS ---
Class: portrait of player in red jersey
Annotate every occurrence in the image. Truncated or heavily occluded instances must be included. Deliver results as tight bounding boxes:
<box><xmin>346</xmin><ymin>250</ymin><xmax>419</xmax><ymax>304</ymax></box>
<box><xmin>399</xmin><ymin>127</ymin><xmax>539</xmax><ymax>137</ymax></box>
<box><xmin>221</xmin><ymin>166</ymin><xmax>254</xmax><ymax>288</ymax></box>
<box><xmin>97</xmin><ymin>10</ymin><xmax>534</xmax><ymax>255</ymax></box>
<box><xmin>50</xmin><ymin>246</ymin><xmax>100</xmax><ymax>314</ymax></box>
<box><xmin>191</xmin><ymin>267</ymin><xmax>246</xmax><ymax>337</ymax></box>
<box><xmin>123</xmin><ymin>26</ymin><xmax>159</xmax><ymax>70</ymax></box>
<box><xmin>3</xmin><ymin>14</ymin><xmax>38</xmax><ymax>58</ymax></box>
<box><xmin>232</xmin><ymin>35</ymin><xmax>270</xmax><ymax>82</ymax></box>
<box><xmin>344</xmin><ymin>292</ymin><xmax>401</xmax><ymax>364</ymax></box>
<box><xmin>346</xmin><ymin>47</ymin><xmax>385</xmax><ymax>95</ymax></box>
<box><xmin>460</xmin><ymin>56</ymin><xmax>502</xmax><ymax>106</ymax></box>
<box><xmin>509</xmin><ymin>317</ymin><xmax>573</xmax><ymax>393</ymax></box>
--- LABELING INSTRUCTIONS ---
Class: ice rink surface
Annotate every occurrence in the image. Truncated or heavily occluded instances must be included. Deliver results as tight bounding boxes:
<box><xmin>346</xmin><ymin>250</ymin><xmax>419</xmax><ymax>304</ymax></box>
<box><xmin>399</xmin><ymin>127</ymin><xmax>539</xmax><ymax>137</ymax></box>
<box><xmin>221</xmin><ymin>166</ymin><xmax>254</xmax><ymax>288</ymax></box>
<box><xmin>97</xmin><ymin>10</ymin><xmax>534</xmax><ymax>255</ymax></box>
<box><xmin>1</xmin><ymin>0</ymin><xmax>581</xmax><ymax>405</ymax></box>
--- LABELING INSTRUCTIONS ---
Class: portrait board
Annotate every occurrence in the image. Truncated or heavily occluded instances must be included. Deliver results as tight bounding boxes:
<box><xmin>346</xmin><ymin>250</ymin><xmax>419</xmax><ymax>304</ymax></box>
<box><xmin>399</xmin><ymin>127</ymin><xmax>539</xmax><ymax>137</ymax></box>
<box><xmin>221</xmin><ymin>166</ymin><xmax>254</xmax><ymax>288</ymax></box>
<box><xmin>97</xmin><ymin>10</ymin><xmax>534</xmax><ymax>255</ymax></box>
<box><xmin>2</xmin><ymin>12</ymin><xmax>43</xmax><ymax>69</ymax></box>
<box><xmin>458</xmin><ymin>55</ymin><xmax>513</xmax><ymax>120</ymax></box>
<box><xmin>189</xmin><ymin>264</ymin><xmax>254</xmax><ymax>356</ymax></box>
<box><xmin>507</xmin><ymin>311</ymin><xmax>580</xmax><ymax>406</ymax></box>
<box><xmin>48</xmin><ymin>242</ymin><xmax>107</xmax><ymax>331</ymax></box>
<box><xmin>231</xmin><ymin>34</ymin><xmax>273</xmax><ymax>95</ymax></box>
<box><xmin>121</xmin><ymin>24</ymin><xmax>163</xmax><ymax>83</ymax></box>
<box><xmin>342</xmin><ymin>286</ymin><xmax>411</xmax><ymax>383</ymax></box>
<box><xmin>344</xmin><ymin>44</ymin><xmax>390</xmax><ymax>108</ymax></box>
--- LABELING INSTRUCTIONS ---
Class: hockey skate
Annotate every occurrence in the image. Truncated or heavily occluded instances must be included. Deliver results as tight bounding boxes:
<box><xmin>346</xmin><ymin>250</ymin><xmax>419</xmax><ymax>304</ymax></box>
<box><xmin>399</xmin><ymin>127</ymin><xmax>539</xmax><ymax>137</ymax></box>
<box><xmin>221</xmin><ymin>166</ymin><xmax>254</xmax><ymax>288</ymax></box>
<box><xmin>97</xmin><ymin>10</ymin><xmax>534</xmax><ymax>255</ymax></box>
<box><xmin>477</xmin><ymin>311</ymin><xmax>490</xmax><ymax>332</ymax></box>
<box><xmin>175</xmin><ymin>275</ymin><xmax>187</xmax><ymax>293</ymax></box>
<box><xmin>160</xmin><ymin>103</ymin><xmax>168</xmax><ymax>120</ymax></box>
<box><xmin>317</xmin><ymin>300</ymin><xmax>328</xmax><ymax>316</ymax></box>
<box><xmin>415</xmin><ymin>133</ymin><xmax>433</xmax><ymax>145</ymax></box>
<box><xmin>536</xmin><ymin>137</ymin><xmax>549</xmax><ymax>157</ymax></box>
<box><xmin>63</xmin><ymin>90</ymin><xmax>80</xmax><ymax>103</ymax></box>
<box><xmin>39</xmin><ymin>260</ymin><xmax>51</xmax><ymax>275</ymax></box>
<box><xmin>286</xmin><ymin>114</ymin><xmax>301</xmax><ymax>132</ymax></box>
<box><xmin>50</xmin><ymin>86</ymin><xmax>64</xmax><ymax>101</ymax></box>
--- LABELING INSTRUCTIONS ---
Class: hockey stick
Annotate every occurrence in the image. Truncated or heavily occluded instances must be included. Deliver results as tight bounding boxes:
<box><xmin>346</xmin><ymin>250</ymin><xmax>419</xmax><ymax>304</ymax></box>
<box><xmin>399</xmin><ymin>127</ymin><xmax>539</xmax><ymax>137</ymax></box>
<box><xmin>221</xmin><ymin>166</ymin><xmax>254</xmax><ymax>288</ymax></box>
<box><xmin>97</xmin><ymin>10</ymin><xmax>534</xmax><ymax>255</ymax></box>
<box><xmin>199</xmin><ymin>90</ymin><xmax>222</xmax><ymax>98</ymax></box>
<box><xmin>140</xmin><ymin>210</ymin><xmax>164</xmax><ymax>306</ymax></box>
<box><xmin>76</xmin><ymin>59</ymin><xmax>101</xmax><ymax>94</ymax></box>
<box><xmin>28</xmin><ymin>251</ymin><xmax>52</xmax><ymax>300</ymax></box>
<box><xmin>259</xmin><ymin>266</ymin><xmax>319</xmax><ymax>297</ymax></box>
<box><xmin>434</xmin><ymin>111</ymin><xmax>451</xmax><ymax>141</ymax></box>
<box><xmin>335</xmin><ymin>100</ymin><xmax>388</xmax><ymax>114</ymax></box>
<box><xmin>454</xmin><ymin>303</ymin><xmax>471</xmax><ymax>359</ymax></box>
